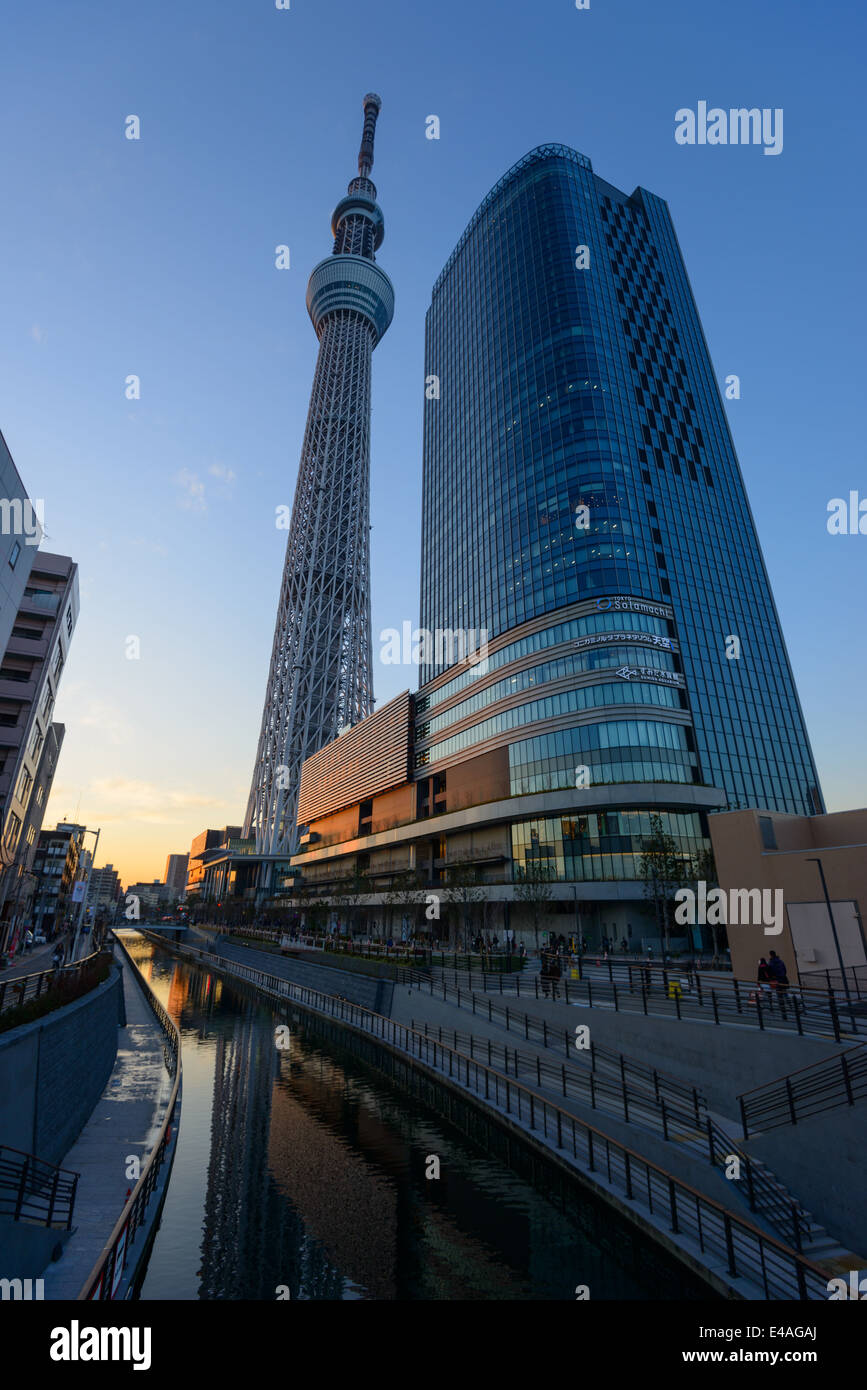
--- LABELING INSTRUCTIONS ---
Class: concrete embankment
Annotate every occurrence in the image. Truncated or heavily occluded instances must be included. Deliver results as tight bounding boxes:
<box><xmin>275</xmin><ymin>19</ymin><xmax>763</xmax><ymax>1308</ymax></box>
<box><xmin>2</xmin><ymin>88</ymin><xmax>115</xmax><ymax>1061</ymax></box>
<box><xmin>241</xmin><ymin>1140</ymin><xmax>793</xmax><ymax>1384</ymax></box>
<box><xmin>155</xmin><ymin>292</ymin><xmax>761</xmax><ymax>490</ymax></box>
<box><xmin>196</xmin><ymin>930</ymin><xmax>395</xmax><ymax>1015</ymax></box>
<box><xmin>0</xmin><ymin>966</ymin><xmax>124</xmax><ymax>1165</ymax></box>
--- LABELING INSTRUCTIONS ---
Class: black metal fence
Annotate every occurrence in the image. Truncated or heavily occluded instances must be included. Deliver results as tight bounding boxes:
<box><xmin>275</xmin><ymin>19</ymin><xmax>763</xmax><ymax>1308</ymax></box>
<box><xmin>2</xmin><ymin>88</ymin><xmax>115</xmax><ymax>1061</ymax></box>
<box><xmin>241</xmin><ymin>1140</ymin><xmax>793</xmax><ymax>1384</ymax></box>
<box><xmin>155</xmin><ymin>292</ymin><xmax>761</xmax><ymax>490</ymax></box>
<box><xmin>739</xmin><ymin>1043</ymin><xmax>867</xmax><ymax>1137</ymax></box>
<box><xmin>410</xmin><ymin>1012</ymin><xmax>813</xmax><ymax>1250</ymax></box>
<box><xmin>419</xmin><ymin>960</ymin><xmax>863</xmax><ymax>1043</ymax></box>
<box><xmin>0</xmin><ymin>949</ymin><xmax>104</xmax><ymax>1016</ymax></box>
<box><xmin>0</xmin><ymin>1145</ymin><xmax>79</xmax><ymax>1229</ymax></box>
<box><xmin>799</xmin><ymin>964</ymin><xmax>867</xmax><ymax>1000</ymax></box>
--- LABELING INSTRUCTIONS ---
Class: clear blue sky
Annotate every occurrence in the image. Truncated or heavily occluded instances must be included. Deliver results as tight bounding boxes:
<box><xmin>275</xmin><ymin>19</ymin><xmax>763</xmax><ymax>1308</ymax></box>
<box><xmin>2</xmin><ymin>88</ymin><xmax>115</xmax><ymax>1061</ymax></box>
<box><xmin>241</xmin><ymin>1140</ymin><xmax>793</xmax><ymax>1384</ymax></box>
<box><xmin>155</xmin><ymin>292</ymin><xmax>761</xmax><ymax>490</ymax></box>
<box><xmin>0</xmin><ymin>0</ymin><xmax>863</xmax><ymax>882</ymax></box>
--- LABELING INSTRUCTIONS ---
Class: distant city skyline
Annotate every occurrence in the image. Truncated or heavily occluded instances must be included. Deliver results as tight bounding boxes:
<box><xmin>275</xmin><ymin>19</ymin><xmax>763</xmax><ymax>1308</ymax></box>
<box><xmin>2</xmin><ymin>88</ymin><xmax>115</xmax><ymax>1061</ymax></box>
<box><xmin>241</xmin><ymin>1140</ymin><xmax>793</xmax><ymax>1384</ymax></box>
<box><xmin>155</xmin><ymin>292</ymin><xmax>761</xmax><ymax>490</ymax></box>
<box><xmin>0</xmin><ymin>0</ymin><xmax>863</xmax><ymax>883</ymax></box>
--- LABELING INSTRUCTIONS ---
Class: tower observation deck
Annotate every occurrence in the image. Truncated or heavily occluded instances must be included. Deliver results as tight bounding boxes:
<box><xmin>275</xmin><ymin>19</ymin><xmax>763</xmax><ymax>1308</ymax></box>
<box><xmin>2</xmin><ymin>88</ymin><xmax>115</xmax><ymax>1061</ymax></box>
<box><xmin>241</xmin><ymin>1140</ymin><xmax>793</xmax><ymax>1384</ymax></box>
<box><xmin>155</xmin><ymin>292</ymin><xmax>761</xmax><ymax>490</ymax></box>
<box><xmin>245</xmin><ymin>94</ymin><xmax>394</xmax><ymax>858</ymax></box>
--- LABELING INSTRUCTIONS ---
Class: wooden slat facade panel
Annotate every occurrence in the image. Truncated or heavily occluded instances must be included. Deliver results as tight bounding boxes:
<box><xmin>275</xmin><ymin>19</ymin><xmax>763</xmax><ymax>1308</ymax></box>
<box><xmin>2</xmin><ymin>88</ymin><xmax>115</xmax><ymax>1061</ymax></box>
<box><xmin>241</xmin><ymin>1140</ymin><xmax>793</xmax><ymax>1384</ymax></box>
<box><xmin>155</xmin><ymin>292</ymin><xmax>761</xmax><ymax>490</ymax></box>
<box><xmin>297</xmin><ymin>690</ymin><xmax>411</xmax><ymax>824</ymax></box>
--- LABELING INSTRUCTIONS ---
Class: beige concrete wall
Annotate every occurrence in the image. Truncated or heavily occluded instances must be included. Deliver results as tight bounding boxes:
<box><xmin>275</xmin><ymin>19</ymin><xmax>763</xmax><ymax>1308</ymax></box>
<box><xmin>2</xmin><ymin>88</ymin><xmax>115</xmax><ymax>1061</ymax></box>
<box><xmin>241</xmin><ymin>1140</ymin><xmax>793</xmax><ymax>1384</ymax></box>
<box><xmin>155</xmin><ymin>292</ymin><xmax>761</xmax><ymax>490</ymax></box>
<box><xmin>709</xmin><ymin>808</ymin><xmax>867</xmax><ymax>984</ymax></box>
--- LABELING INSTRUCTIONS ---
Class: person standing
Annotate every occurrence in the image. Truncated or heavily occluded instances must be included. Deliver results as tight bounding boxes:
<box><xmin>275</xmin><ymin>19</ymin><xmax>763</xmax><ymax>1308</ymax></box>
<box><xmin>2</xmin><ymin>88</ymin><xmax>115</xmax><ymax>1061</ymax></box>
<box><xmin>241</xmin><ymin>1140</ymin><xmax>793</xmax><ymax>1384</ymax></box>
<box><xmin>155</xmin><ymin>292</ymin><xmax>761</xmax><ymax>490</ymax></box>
<box><xmin>768</xmin><ymin>951</ymin><xmax>789</xmax><ymax>990</ymax></box>
<box><xmin>549</xmin><ymin>950</ymin><xmax>561</xmax><ymax>1000</ymax></box>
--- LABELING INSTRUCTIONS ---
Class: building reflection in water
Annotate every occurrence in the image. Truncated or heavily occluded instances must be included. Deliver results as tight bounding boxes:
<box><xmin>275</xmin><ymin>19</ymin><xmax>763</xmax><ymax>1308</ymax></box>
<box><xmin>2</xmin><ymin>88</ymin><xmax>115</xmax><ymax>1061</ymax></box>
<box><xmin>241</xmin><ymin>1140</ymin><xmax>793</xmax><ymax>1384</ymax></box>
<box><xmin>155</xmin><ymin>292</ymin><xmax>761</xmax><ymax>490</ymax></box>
<box><xmin>128</xmin><ymin>936</ymin><xmax>696</xmax><ymax>1301</ymax></box>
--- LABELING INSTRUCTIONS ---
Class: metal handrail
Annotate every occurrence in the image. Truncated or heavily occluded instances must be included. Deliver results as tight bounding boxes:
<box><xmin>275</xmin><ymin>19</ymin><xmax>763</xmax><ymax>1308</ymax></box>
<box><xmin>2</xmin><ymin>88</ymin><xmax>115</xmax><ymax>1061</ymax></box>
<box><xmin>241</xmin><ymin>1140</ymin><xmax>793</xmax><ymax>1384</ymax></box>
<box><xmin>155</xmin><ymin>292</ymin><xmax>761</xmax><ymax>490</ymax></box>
<box><xmin>739</xmin><ymin>1044</ymin><xmax>867</xmax><ymax>1137</ymax></box>
<box><xmin>415</xmin><ymin>959</ymin><xmax>863</xmax><ymax>1043</ymax></box>
<box><xmin>145</xmin><ymin>932</ymin><xmax>834</xmax><ymax>1300</ymax></box>
<box><xmin>411</xmin><ymin>1011</ymin><xmax>811</xmax><ymax>1251</ymax></box>
<box><xmin>0</xmin><ymin>949</ymin><xmax>104</xmax><ymax>1015</ymax></box>
<box><xmin>798</xmin><ymin>965</ymin><xmax>867</xmax><ymax>1000</ymax></box>
<box><xmin>76</xmin><ymin>933</ymin><xmax>181</xmax><ymax>1300</ymax></box>
<box><xmin>0</xmin><ymin>1145</ymin><xmax>79</xmax><ymax>1229</ymax></box>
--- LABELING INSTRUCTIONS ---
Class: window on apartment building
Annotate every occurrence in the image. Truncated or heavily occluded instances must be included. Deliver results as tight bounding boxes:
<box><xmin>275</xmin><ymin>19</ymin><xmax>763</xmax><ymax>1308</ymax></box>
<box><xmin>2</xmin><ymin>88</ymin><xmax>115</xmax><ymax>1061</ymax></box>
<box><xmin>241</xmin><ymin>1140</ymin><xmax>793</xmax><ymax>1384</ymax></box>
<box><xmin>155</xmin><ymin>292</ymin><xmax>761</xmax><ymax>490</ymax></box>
<box><xmin>26</xmin><ymin>824</ymin><xmax>36</xmax><ymax>847</ymax></box>
<box><xmin>8</xmin><ymin>541</ymin><xmax>20</xmax><ymax>570</ymax></box>
<box><xmin>36</xmin><ymin>785</ymin><xmax>44</xmax><ymax>806</ymax></box>
<box><xmin>53</xmin><ymin>648</ymin><xmax>64</xmax><ymax>681</ymax></box>
<box><xmin>12</xmin><ymin>626</ymin><xmax>42</xmax><ymax>641</ymax></box>
<box><xmin>16</xmin><ymin>766</ymin><xmax>33</xmax><ymax>805</ymax></box>
<box><xmin>41</xmin><ymin>687</ymin><xmax>53</xmax><ymax>721</ymax></box>
<box><xmin>0</xmin><ymin>661</ymin><xmax>33</xmax><ymax>683</ymax></box>
<box><xmin>4</xmin><ymin>812</ymin><xmax>21</xmax><ymax>851</ymax></box>
<box><xmin>66</xmin><ymin>607</ymin><xmax>73</xmax><ymax>636</ymax></box>
<box><xmin>29</xmin><ymin>727</ymin><xmax>43</xmax><ymax>762</ymax></box>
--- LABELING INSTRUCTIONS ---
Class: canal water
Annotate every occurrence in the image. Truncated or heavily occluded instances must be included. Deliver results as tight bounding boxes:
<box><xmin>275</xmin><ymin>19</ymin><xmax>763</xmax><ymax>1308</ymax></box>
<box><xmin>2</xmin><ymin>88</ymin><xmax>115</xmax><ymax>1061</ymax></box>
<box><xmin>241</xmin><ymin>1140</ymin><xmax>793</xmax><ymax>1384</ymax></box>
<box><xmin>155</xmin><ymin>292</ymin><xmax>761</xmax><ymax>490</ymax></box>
<box><xmin>126</xmin><ymin>933</ymin><xmax>705</xmax><ymax>1301</ymax></box>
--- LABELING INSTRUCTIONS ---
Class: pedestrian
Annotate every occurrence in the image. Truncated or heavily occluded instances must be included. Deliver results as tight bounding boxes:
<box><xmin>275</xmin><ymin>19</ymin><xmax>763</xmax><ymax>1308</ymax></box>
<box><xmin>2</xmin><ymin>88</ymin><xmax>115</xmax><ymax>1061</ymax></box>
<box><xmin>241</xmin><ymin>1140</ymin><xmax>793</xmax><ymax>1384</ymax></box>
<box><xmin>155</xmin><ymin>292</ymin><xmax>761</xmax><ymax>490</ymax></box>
<box><xmin>549</xmin><ymin>950</ymin><xmax>561</xmax><ymax>1000</ymax></box>
<box><xmin>757</xmin><ymin>957</ymin><xmax>773</xmax><ymax>993</ymax></box>
<box><xmin>541</xmin><ymin>950</ymin><xmax>551</xmax><ymax>998</ymax></box>
<box><xmin>768</xmin><ymin>951</ymin><xmax>789</xmax><ymax>990</ymax></box>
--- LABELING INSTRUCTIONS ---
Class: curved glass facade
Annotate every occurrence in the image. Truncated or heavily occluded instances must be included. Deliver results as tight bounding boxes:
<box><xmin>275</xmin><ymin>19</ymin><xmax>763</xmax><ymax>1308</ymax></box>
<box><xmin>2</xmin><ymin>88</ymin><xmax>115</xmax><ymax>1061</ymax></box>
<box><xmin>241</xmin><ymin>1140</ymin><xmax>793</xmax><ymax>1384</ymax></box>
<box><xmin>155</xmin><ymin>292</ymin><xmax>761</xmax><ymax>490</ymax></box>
<box><xmin>420</xmin><ymin>144</ymin><xmax>823</xmax><ymax>816</ymax></box>
<box><xmin>417</xmin><ymin>607</ymin><xmax>673</xmax><ymax>711</ymax></box>
<box><xmin>421</xmin><ymin>644</ymin><xmax>679</xmax><ymax>738</ymax></box>
<box><xmin>508</xmin><ymin>721</ymin><xmax>697</xmax><ymax>794</ymax></box>
<box><xmin>416</xmin><ymin>683</ymin><xmax>685</xmax><ymax>768</ymax></box>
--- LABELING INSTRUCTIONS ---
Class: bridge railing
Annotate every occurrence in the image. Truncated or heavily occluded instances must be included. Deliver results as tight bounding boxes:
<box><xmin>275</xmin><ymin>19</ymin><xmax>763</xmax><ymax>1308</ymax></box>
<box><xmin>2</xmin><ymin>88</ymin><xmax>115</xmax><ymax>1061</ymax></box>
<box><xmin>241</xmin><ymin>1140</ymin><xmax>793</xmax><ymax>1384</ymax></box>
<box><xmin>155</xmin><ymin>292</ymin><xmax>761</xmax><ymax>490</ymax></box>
<box><xmin>77</xmin><ymin>933</ymin><xmax>181</xmax><ymax>1300</ymax></box>
<box><xmin>147</xmin><ymin>932</ymin><xmax>832</xmax><ymax>1301</ymax></box>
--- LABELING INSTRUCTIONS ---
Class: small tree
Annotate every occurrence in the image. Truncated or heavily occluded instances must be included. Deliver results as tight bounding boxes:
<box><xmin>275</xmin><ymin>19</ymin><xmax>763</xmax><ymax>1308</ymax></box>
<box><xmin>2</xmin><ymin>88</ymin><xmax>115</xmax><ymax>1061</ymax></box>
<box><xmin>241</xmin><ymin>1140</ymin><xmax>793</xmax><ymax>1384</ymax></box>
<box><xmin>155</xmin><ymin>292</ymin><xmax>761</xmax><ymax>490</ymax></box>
<box><xmin>638</xmin><ymin>813</ymin><xmax>689</xmax><ymax>953</ymax></box>
<box><xmin>689</xmin><ymin>844</ymin><xmax>725</xmax><ymax>957</ymax></box>
<box><xmin>514</xmin><ymin>860</ymin><xmax>555</xmax><ymax>951</ymax></box>
<box><xmin>289</xmin><ymin>880</ymin><xmax>319</xmax><ymax>935</ymax></box>
<box><xmin>442</xmin><ymin>856</ymin><xmax>484</xmax><ymax>949</ymax></box>
<box><xmin>385</xmin><ymin>869</ymin><xmax>423</xmax><ymax>942</ymax></box>
<box><xmin>329</xmin><ymin>869</ymin><xmax>371</xmax><ymax>939</ymax></box>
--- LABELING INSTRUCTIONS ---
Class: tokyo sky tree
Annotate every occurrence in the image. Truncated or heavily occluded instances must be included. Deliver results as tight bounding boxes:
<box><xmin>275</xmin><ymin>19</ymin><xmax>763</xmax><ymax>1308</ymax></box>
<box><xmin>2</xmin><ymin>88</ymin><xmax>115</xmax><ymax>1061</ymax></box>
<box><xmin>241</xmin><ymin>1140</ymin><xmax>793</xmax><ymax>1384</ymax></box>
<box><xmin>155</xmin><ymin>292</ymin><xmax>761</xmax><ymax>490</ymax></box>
<box><xmin>245</xmin><ymin>94</ymin><xmax>394</xmax><ymax>857</ymax></box>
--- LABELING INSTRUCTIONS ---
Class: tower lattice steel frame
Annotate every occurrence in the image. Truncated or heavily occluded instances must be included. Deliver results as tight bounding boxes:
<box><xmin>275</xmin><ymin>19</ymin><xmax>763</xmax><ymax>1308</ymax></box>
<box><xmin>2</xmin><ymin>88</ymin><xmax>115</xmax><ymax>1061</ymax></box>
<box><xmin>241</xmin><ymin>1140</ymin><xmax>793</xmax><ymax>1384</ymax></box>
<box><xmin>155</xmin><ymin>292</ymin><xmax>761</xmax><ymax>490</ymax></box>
<box><xmin>245</xmin><ymin>94</ymin><xmax>394</xmax><ymax>857</ymax></box>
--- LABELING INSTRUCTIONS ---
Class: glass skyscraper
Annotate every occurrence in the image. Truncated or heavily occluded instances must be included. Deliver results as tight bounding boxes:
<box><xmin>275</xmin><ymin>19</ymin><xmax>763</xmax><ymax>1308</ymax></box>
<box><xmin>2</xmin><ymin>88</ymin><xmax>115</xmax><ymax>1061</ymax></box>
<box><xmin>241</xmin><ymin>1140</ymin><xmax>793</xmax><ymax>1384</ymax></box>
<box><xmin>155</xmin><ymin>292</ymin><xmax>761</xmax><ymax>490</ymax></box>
<box><xmin>418</xmin><ymin>143</ymin><xmax>822</xmax><ymax>849</ymax></box>
<box><xmin>288</xmin><ymin>141</ymin><xmax>825</xmax><ymax>949</ymax></box>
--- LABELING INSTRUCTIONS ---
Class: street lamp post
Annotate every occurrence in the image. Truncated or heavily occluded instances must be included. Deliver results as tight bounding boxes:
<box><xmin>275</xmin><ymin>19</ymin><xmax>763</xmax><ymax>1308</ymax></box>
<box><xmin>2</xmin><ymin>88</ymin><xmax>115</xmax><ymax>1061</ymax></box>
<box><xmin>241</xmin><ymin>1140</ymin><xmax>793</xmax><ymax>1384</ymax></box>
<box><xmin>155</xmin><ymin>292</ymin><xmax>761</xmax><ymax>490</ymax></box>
<box><xmin>806</xmin><ymin>856</ymin><xmax>854</xmax><ymax>1016</ymax></box>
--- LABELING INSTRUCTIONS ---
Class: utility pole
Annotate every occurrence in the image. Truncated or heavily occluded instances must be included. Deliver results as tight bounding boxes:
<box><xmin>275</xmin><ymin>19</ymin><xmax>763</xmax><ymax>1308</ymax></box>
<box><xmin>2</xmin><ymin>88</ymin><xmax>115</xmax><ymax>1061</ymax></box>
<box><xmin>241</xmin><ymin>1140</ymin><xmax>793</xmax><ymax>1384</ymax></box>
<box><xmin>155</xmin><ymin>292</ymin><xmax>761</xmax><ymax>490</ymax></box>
<box><xmin>71</xmin><ymin>827</ymin><xmax>100</xmax><ymax>962</ymax></box>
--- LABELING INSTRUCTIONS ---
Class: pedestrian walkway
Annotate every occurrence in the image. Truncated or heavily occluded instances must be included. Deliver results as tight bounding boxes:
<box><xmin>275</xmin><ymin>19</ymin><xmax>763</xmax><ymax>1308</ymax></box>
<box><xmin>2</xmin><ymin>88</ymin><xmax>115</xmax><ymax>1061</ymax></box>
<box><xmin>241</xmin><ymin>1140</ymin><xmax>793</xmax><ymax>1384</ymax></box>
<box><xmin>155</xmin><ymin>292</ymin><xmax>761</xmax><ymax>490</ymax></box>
<box><xmin>41</xmin><ymin>951</ymin><xmax>173</xmax><ymax>1299</ymax></box>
